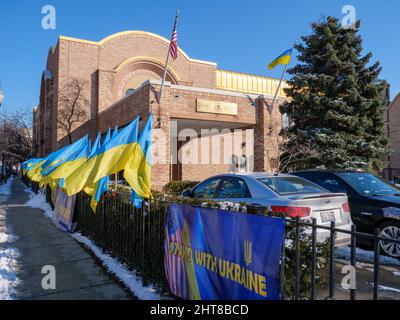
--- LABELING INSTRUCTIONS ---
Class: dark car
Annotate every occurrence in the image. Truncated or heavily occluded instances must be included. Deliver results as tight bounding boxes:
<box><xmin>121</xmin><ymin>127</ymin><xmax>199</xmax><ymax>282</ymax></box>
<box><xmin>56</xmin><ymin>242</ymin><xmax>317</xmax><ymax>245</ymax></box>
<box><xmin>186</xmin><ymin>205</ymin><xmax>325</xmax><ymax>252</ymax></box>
<box><xmin>292</xmin><ymin>170</ymin><xmax>400</xmax><ymax>258</ymax></box>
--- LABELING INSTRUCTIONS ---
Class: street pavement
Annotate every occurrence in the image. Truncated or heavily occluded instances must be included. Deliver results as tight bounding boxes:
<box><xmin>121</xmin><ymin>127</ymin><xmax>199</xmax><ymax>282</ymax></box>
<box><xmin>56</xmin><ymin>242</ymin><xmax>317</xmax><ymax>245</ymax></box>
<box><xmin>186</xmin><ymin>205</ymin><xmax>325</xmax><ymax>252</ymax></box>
<box><xmin>0</xmin><ymin>178</ymin><xmax>135</xmax><ymax>300</ymax></box>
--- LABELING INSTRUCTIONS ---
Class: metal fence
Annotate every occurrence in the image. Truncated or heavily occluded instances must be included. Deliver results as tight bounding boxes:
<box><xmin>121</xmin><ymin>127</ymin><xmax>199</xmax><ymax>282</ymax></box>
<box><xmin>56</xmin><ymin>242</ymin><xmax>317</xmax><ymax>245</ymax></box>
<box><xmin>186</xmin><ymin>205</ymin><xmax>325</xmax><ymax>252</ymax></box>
<box><xmin>280</xmin><ymin>216</ymin><xmax>399</xmax><ymax>300</ymax></box>
<box><xmin>74</xmin><ymin>192</ymin><xmax>170</xmax><ymax>294</ymax></box>
<box><xmin>25</xmin><ymin>179</ymin><xmax>400</xmax><ymax>300</ymax></box>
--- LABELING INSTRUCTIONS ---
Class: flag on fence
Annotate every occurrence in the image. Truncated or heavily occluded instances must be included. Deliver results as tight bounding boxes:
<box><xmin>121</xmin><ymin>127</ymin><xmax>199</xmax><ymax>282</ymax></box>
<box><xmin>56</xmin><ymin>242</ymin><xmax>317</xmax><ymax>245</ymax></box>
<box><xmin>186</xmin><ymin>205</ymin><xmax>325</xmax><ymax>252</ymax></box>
<box><xmin>28</xmin><ymin>135</ymin><xmax>89</xmax><ymax>183</ymax></box>
<box><xmin>63</xmin><ymin>117</ymin><xmax>139</xmax><ymax>196</ymax></box>
<box><xmin>89</xmin><ymin>128</ymin><xmax>112</xmax><ymax>212</ymax></box>
<box><xmin>41</xmin><ymin>140</ymin><xmax>91</xmax><ymax>189</ymax></box>
<box><xmin>22</xmin><ymin>158</ymin><xmax>44</xmax><ymax>174</ymax></box>
<box><xmin>40</xmin><ymin>135</ymin><xmax>90</xmax><ymax>188</ymax></box>
<box><xmin>126</xmin><ymin>113</ymin><xmax>153</xmax><ymax>208</ymax></box>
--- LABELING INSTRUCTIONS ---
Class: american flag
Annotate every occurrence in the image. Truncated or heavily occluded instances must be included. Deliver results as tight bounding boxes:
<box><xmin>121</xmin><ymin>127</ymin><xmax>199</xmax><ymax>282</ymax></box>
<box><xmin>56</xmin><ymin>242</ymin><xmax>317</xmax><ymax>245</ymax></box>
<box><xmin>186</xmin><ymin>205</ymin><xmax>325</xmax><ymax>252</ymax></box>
<box><xmin>164</xmin><ymin>205</ymin><xmax>188</xmax><ymax>299</ymax></box>
<box><xmin>169</xmin><ymin>14</ymin><xmax>178</xmax><ymax>60</ymax></box>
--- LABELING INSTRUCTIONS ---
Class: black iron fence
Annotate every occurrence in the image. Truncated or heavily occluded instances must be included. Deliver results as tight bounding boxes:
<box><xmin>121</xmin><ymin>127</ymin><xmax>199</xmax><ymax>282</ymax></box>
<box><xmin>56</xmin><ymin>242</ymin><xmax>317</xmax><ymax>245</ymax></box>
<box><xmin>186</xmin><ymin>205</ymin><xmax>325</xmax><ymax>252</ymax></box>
<box><xmin>75</xmin><ymin>192</ymin><xmax>169</xmax><ymax>294</ymax></box>
<box><xmin>24</xmin><ymin>179</ymin><xmax>400</xmax><ymax>300</ymax></box>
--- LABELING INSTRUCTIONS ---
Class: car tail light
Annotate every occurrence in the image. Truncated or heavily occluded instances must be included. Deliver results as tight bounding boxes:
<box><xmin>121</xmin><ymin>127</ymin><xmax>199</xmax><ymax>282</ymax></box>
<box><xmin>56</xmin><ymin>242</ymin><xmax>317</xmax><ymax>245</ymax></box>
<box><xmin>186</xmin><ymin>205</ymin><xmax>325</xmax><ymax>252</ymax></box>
<box><xmin>271</xmin><ymin>206</ymin><xmax>311</xmax><ymax>218</ymax></box>
<box><xmin>342</xmin><ymin>202</ymin><xmax>351</xmax><ymax>214</ymax></box>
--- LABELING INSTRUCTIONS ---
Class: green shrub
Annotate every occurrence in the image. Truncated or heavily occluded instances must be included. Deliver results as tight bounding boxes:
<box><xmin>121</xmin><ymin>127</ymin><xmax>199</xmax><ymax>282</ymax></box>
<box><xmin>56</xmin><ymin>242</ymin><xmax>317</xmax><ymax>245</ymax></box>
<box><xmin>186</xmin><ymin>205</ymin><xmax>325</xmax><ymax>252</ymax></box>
<box><xmin>163</xmin><ymin>180</ymin><xmax>199</xmax><ymax>196</ymax></box>
<box><xmin>283</xmin><ymin>225</ymin><xmax>330</xmax><ymax>300</ymax></box>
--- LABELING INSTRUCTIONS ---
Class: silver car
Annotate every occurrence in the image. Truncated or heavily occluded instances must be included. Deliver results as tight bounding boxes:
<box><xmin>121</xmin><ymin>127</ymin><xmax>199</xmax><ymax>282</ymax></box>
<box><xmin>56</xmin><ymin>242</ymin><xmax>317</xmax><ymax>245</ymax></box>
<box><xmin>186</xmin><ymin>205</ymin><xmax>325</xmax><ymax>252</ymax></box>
<box><xmin>182</xmin><ymin>173</ymin><xmax>352</xmax><ymax>247</ymax></box>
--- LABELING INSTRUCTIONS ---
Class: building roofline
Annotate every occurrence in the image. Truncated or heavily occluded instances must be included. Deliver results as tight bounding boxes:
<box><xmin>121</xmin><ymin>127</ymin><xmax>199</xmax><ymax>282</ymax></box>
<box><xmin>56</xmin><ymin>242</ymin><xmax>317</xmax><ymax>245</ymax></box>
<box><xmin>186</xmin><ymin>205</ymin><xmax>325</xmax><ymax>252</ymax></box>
<box><xmin>389</xmin><ymin>92</ymin><xmax>400</xmax><ymax>109</ymax></box>
<box><xmin>58</xmin><ymin>30</ymin><xmax>217</xmax><ymax>66</ymax></box>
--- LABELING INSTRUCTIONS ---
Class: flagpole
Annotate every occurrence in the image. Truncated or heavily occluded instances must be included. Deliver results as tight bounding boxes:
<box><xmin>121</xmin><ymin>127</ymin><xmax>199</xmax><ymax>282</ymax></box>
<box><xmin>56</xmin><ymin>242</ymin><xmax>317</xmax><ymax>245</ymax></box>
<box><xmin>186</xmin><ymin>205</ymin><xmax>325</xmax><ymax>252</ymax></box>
<box><xmin>159</xmin><ymin>11</ymin><xmax>179</xmax><ymax>104</ymax></box>
<box><xmin>269</xmin><ymin>63</ymin><xmax>288</xmax><ymax>113</ymax></box>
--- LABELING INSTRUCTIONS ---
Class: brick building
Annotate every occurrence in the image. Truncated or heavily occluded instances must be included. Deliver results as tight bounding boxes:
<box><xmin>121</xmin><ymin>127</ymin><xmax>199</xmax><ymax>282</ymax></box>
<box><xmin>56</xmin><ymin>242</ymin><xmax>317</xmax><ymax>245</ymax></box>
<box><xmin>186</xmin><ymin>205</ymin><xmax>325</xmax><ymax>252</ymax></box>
<box><xmin>386</xmin><ymin>92</ymin><xmax>400</xmax><ymax>180</ymax></box>
<box><xmin>33</xmin><ymin>31</ymin><xmax>287</xmax><ymax>190</ymax></box>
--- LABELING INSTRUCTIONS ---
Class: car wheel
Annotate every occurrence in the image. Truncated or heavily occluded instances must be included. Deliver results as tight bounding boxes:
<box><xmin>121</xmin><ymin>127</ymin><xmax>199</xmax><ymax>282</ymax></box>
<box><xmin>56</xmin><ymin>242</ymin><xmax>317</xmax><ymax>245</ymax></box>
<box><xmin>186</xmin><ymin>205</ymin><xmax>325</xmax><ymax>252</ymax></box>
<box><xmin>379</xmin><ymin>221</ymin><xmax>400</xmax><ymax>259</ymax></box>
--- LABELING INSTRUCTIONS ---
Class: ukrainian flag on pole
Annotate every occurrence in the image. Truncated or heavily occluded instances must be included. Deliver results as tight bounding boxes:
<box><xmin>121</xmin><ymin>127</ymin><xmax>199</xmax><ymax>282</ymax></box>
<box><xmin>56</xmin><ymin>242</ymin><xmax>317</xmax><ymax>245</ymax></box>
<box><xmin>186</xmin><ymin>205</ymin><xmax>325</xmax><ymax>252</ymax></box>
<box><xmin>88</xmin><ymin>128</ymin><xmax>112</xmax><ymax>212</ymax></box>
<box><xmin>28</xmin><ymin>135</ymin><xmax>89</xmax><ymax>182</ymax></box>
<box><xmin>125</xmin><ymin>113</ymin><xmax>153</xmax><ymax>208</ymax></box>
<box><xmin>63</xmin><ymin>117</ymin><xmax>139</xmax><ymax>196</ymax></box>
<box><xmin>268</xmin><ymin>48</ymin><xmax>293</xmax><ymax>70</ymax></box>
<box><xmin>40</xmin><ymin>140</ymin><xmax>91</xmax><ymax>189</ymax></box>
<box><xmin>22</xmin><ymin>158</ymin><xmax>44</xmax><ymax>175</ymax></box>
<box><xmin>39</xmin><ymin>135</ymin><xmax>90</xmax><ymax>188</ymax></box>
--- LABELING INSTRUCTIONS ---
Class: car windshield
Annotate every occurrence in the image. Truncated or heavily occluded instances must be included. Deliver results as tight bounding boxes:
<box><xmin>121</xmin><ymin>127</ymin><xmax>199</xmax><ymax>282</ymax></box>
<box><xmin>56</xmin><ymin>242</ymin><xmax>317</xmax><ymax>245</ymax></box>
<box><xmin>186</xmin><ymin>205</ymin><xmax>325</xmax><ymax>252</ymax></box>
<box><xmin>337</xmin><ymin>173</ymin><xmax>400</xmax><ymax>196</ymax></box>
<box><xmin>258</xmin><ymin>176</ymin><xmax>327</xmax><ymax>195</ymax></box>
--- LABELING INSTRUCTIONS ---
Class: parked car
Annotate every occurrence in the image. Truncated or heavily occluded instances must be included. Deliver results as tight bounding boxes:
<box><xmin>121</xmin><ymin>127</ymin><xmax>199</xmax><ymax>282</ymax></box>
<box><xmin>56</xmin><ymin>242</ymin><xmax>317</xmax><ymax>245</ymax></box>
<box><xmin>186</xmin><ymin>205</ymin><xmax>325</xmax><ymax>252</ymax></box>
<box><xmin>292</xmin><ymin>170</ymin><xmax>400</xmax><ymax>258</ymax></box>
<box><xmin>182</xmin><ymin>173</ymin><xmax>352</xmax><ymax>247</ymax></box>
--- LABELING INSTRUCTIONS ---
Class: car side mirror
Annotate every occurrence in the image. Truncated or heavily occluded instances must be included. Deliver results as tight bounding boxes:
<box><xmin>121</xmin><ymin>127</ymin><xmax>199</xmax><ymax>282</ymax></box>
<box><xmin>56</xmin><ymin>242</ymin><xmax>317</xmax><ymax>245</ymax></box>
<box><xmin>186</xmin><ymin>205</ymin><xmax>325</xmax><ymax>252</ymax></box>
<box><xmin>182</xmin><ymin>189</ymin><xmax>192</xmax><ymax>197</ymax></box>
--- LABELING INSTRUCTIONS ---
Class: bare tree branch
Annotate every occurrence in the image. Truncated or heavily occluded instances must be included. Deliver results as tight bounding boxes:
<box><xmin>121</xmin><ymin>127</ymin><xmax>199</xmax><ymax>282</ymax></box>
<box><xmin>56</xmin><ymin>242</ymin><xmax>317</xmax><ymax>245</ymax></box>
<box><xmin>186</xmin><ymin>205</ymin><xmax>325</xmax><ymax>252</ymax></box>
<box><xmin>57</xmin><ymin>78</ymin><xmax>89</xmax><ymax>144</ymax></box>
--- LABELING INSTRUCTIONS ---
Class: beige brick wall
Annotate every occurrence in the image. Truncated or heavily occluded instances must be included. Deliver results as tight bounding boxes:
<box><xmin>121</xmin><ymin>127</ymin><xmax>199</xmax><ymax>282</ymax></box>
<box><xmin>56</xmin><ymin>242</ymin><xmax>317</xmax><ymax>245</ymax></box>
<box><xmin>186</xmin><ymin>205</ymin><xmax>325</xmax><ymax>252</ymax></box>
<box><xmin>34</xmin><ymin>31</ymin><xmax>285</xmax><ymax>191</ymax></box>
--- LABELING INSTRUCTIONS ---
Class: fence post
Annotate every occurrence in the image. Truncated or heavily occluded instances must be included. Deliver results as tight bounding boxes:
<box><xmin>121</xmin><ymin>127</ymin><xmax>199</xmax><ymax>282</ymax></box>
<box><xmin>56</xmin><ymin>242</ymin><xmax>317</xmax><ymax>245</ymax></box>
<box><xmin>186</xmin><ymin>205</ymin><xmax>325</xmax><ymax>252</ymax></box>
<box><xmin>295</xmin><ymin>217</ymin><xmax>300</xmax><ymax>300</ymax></box>
<box><xmin>350</xmin><ymin>224</ymin><xmax>357</xmax><ymax>300</ymax></box>
<box><xmin>328</xmin><ymin>221</ymin><xmax>336</xmax><ymax>300</ymax></box>
<box><xmin>373</xmin><ymin>228</ymin><xmax>380</xmax><ymax>300</ymax></box>
<box><xmin>311</xmin><ymin>218</ymin><xmax>317</xmax><ymax>300</ymax></box>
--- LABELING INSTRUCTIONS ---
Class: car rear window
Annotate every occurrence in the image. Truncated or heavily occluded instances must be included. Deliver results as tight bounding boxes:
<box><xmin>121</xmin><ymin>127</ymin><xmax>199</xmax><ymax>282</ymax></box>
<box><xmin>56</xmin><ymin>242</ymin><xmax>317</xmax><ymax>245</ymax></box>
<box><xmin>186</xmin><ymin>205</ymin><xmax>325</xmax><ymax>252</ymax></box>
<box><xmin>258</xmin><ymin>176</ymin><xmax>327</xmax><ymax>195</ymax></box>
<box><xmin>337</xmin><ymin>172</ymin><xmax>400</xmax><ymax>196</ymax></box>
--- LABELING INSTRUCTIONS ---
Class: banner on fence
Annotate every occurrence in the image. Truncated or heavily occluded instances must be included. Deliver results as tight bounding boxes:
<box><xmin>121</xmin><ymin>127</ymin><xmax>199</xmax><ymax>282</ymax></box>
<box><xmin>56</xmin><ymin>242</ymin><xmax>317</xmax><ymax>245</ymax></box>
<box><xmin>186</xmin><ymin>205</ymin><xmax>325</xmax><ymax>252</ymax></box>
<box><xmin>164</xmin><ymin>204</ymin><xmax>285</xmax><ymax>300</ymax></box>
<box><xmin>52</xmin><ymin>188</ymin><xmax>77</xmax><ymax>233</ymax></box>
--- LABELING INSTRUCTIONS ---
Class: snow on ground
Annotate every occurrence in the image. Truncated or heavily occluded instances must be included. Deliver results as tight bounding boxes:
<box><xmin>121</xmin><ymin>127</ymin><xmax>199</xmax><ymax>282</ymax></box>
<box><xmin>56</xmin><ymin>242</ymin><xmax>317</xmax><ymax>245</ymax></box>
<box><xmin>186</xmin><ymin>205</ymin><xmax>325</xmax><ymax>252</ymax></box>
<box><xmin>370</xmin><ymin>283</ymin><xmax>400</xmax><ymax>294</ymax></box>
<box><xmin>0</xmin><ymin>176</ymin><xmax>20</xmax><ymax>300</ymax></box>
<box><xmin>25</xmin><ymin>190</ymin><xmax>53</xmax><ymax>219</ymax></box>
<box><xmin>336</xmin><ymin>247</ymin><xmax>400</xmax><ymax>267</ymax></box>
<box><xmin>0</xmin><ymin>233</ymin><xmax>17</xmax><ymax>244</ymax></box>
<box><xmin>0</xmin><ymin>248</ymin><xmax>20</xmax><ymax>300</ymax></box>
<box><xmin>72</xmin><ymin>233</ymin><xmax>162</xmax><ymax>300</ymax></box>
<box><xmin>0</xmin><ymin>177</ymin><xmax>14</xmax><ymax>197</ymax></box>
<box><xmin>393</xmin><ymin>271</ymin><xmax>400</xmax><ymax>277</ymax></box>
<box><xmin>0</xmin><ymin>177</ymin><xmax>20</xmax><ymax>300</ymax></box>
<box><xmin>25</xmin><ymin>188</ymin><xmax>163</xmax><ymax>300</ymax></box>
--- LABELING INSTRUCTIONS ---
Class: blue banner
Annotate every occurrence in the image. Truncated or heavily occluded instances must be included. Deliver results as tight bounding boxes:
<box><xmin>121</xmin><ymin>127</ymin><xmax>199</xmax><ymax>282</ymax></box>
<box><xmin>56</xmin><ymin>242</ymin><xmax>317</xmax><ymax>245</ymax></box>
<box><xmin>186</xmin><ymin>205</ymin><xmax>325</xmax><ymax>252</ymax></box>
<box><xmin>164</xmin><ymin>204</ymin><xmax>285</xmax><ymax>300</ymax></box>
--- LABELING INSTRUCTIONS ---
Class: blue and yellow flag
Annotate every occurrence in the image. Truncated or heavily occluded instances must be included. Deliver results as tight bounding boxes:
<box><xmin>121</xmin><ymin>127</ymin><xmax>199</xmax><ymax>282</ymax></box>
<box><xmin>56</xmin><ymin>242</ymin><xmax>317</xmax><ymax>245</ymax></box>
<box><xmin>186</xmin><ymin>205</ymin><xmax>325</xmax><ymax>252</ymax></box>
<box><xmin>125</xmin><ymin>113</ymin><xmax>153</xmax><ymax>208</ymax></box>
<box><xmin>40</xmin><ymin>136</ymin><xmax>91</xmax><ymax>188</ymax></box>
<box><xmin>22</xmin><ymin>158</ymin><xmax>44</xmax><ymax>175</ymax></box>
<box><xmin>268</xmin><ymin>48</ymin><xmax>293</xmax><ymax>70</ymax></box>
<box><xmin>63</xmin><ymin>117</ymin><xmax>139</xmax><ymax>196</ymax></box>
<box><xmin>89</xmin><ymin>128</ymin><xmax>112</xmax><ymax>212</ymax></box>
<box><xmin>28</xmin><ymin>135</ymin><xmax>89</xmax><ymax>183</ymax></box>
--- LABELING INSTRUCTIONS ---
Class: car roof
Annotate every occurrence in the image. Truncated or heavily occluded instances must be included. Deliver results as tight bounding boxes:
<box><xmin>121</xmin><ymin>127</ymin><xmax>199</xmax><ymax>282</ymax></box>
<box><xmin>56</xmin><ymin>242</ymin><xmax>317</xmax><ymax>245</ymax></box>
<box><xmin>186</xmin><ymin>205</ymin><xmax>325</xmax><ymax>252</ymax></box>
<box><xmin>293</xmin><ymin>169</ymin><xmax>366</xmax><ymax>174</ymax></box>
<box><xmin>215</xmin><ymin>172</ymin><xmax>295</xmax><ymax>179</ymax></box>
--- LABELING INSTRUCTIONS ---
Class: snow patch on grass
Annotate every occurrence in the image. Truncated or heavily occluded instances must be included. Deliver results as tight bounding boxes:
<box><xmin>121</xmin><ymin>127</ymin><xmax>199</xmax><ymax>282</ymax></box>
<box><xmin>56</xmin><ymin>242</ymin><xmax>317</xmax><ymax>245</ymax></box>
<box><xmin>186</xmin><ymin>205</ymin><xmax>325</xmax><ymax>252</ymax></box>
<box><xmin>336</xmin><ymin>247</ymin><xmax>400</xmax><ymax>267</ymax></box>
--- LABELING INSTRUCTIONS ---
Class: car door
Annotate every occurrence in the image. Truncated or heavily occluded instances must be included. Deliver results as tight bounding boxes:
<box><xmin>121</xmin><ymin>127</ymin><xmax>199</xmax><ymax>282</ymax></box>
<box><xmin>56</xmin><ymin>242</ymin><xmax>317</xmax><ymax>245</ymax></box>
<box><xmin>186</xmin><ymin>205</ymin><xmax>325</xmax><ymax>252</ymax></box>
<box><xmin>312</xmin><ymin>172</ymin><xmax>369</xmax><ymax>227</ymax></box>
<box><xmin>214</xmin><ymin>177</ymin><xmax>252</xmax><ymax>204</ymax></box>
<box><xmin>191</xmin><ymin>177</ymin><xmax>222</xmax><ymax>199</ymax></box>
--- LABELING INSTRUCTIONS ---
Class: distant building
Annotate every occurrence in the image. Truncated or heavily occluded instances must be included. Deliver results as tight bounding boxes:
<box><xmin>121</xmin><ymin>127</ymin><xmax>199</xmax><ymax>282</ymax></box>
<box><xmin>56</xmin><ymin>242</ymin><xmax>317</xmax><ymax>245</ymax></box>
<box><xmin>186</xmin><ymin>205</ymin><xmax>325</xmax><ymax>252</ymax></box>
<box><xmin>386</xmin><ymin>91</ymin><xmax>400</xmax><ymax>180</ymax></box>
<box><xmin>33</xmin><ymin>31</ymin><xmax>288</xmax><ymax>190</ymax></box>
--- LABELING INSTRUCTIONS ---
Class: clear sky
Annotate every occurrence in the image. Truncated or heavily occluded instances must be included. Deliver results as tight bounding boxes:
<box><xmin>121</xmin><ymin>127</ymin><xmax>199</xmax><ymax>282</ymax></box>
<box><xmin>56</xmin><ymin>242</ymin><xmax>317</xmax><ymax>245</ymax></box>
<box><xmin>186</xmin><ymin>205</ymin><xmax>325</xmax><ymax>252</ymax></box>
<box><xmin>0</xmin><ymin>0</ymin><xmax>399</xmax><ymax>114</ymax></box>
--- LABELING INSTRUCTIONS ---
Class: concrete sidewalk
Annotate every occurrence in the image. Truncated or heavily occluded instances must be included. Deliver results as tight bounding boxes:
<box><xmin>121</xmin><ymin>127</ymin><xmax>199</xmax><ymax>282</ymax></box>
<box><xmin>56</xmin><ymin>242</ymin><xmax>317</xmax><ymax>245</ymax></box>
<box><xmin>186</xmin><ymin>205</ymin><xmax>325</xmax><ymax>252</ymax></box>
<box><xmin>0</xmin><ymin>178</ymin><xmax>135</xmax><ymax>300</ymax></box>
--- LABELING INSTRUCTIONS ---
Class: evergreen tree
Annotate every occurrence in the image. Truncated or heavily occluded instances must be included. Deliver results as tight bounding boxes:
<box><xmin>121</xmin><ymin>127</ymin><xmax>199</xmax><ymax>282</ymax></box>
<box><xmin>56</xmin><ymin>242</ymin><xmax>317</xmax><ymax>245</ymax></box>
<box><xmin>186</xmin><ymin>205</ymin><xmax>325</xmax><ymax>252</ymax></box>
<box><xmin>280</xmin><ymin>16</ymin><xmax>388</xmax><ymax>172</ymax></box>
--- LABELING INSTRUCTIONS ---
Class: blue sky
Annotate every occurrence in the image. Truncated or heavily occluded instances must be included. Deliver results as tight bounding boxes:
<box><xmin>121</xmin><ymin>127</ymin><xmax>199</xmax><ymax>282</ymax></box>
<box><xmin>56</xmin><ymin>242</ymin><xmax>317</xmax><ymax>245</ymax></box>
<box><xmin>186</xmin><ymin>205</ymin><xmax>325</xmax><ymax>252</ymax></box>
<box><xmin>0</xmin><ymin>0</ymin><xmax>399</xmax><ymax>114</ymax></box>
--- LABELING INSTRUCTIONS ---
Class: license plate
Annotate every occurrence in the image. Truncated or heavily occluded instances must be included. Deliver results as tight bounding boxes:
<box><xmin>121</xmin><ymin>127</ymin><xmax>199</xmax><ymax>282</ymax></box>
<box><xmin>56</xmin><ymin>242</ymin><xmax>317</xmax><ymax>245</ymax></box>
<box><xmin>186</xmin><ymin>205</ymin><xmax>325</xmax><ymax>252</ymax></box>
<box><xmin>320</xmin><ymin>211</ymin><xmax>336</xmax><ymax>223</ymax></box>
